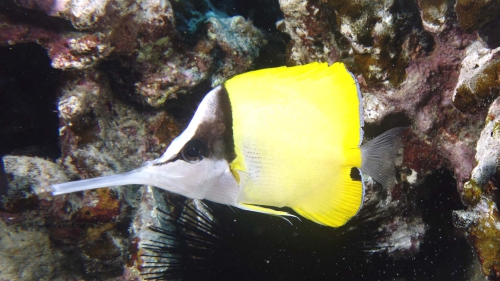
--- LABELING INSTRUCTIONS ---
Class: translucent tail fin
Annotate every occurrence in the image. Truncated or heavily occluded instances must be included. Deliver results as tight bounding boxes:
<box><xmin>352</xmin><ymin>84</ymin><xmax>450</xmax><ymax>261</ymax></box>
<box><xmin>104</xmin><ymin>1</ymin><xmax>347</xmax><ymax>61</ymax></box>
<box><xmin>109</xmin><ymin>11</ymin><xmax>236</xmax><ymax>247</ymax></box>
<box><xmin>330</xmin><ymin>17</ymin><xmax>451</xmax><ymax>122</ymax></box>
<box><xmin>360</xmin><ymin>127</ymin><xmax>407</xmax><ymax>188</ymax></box>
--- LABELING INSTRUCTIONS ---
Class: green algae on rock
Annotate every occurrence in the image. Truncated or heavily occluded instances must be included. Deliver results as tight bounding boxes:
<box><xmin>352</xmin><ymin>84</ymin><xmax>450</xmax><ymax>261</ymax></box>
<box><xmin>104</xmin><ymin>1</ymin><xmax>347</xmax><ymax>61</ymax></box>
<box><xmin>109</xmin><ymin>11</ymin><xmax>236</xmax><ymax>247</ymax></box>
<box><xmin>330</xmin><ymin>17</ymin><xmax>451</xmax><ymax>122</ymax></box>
<box><xmin>455</xmin><ymin>0</ymin><xmax>500</xmax><ymax>33</ymax></box>
<box><xmin>454</xmin><ymin>201</ymin><xmax>500</xmax><ymax>280</ymax></box>
<box><xmin>453</xmin><ymin>42</ymin><xmax>500</xmax><ymax>114</ymax></box>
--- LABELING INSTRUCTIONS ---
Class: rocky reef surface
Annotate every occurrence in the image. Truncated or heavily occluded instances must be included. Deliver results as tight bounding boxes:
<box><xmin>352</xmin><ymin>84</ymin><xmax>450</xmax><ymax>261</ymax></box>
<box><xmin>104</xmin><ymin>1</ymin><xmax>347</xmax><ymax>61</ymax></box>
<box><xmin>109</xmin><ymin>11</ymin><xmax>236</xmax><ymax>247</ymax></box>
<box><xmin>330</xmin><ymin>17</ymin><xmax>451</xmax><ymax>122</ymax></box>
<box><xmin>1</xmin><ymin>0</ymin><xmax>499</xmax><ymax>280</ymax></box>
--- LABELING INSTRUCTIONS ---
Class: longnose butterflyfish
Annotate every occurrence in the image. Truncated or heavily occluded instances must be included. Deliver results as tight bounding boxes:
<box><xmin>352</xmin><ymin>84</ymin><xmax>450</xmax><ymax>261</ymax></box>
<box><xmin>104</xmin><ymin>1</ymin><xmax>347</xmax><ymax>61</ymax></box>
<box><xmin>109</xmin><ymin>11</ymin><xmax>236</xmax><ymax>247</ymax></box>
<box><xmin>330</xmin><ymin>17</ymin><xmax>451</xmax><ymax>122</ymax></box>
<box><xmin>52</xmin><ymin>62</ymin><xmax>404</xmax><ymax>228</ymax></box>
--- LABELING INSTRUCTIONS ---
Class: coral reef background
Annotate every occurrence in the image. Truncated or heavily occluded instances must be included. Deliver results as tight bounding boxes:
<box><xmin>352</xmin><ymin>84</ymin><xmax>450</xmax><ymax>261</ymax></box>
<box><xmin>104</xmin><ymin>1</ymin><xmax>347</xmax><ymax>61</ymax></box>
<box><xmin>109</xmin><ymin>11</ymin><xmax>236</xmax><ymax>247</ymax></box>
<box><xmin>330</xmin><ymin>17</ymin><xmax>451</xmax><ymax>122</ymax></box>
<box><xmin>1</xmin><ymin>0</ymin><xmax>499</xmax><ymax>280</ymax></box>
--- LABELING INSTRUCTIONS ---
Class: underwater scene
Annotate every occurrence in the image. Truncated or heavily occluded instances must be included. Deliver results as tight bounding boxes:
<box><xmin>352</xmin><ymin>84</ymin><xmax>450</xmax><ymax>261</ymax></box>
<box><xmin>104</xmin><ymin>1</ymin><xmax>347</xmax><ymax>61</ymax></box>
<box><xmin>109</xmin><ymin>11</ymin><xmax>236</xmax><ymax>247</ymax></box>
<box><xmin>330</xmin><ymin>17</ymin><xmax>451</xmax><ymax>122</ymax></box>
<box><xmin>1</xmin><ymin>0</ymin><xmax>499</xmax><ymax>280</ymax></box>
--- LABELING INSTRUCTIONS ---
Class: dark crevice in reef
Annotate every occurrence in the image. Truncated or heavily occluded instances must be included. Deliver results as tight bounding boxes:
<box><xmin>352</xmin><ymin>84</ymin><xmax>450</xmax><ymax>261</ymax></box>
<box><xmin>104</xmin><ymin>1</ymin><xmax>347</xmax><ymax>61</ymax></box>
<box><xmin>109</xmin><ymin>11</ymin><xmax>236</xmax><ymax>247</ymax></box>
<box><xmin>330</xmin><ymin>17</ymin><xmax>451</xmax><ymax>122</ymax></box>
<box><xmin>393</xmin><ymin>0</ymin><xmax>436</xmax><ymax>57</ymax></box>
<box><xmin>367</xmin><ymin>169</ymin><xmax>473</xmax><ymax>280</ymax></box>
<box><xmin>254</xmin><ymin>31</ymin><xmax>290</xmax><ymax>69</ymax></box>
<box><xmin>404</xmin><ymin>169</ymin><xmax>472</xmax><ymax>280</ymax></box>
<box><xmin>389</xmin><ymin>0</ymin><xmax>432</xmax><ymax>85</ymax></box>
<box><xmin>363</xmin><ymin>112</ymin><xmax>413</xmax><ymax>140</ymax></box>
<box><xmin>0</xmin><ymin>43</ymin><xmax>62</xmax><ymax>159</ymax></box>
<box><xmin>98</xmin><ymin>57</ymin><xmax>146</xmax><ymax>107</ymax></box>
<box><xmin>212</xmin><ymin>0</ymin><xmax>283</xmax><ymax>32</ymax></box>
<box><xmin>0</xmin><ymin>0</ymin><xmax>76</xmax><ymax>32</ymax></box>
<box><xmin>163</xmin><ymin>80</ymin><xmax>214</xmax><ymax>129</ymax></box>
<box><xmin>99</xmin><ymin>57</ymin><xmax>213</xmax><ymax>131</ymax></box>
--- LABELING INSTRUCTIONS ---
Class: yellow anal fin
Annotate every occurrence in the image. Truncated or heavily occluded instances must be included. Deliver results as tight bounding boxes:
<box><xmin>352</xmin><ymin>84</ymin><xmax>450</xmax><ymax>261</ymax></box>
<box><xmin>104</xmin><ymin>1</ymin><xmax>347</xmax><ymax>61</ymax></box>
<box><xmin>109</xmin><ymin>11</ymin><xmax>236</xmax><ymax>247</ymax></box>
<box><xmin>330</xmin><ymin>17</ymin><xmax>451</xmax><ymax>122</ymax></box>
<box><xmin>292</xmin><ymin>166</ymin><xmax>364</xmax><ymax>228</ymax></box>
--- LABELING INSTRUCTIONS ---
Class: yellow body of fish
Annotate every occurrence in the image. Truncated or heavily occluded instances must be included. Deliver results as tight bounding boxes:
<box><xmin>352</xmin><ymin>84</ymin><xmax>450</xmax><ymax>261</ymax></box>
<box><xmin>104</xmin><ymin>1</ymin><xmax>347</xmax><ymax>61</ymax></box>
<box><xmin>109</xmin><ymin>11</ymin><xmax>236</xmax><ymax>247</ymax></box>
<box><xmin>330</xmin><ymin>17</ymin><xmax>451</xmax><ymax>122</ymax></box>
<box><xmin>226</xmin><ymin>62</ymin><xmax>363</xmax><ymax>227</ymax></box>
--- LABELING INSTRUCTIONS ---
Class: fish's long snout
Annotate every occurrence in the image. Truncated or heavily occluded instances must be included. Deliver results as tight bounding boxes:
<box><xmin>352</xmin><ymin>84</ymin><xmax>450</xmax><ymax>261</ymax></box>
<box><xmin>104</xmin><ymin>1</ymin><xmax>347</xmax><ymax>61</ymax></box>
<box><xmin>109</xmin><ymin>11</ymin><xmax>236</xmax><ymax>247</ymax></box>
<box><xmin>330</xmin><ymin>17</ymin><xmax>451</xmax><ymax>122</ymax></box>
<box><xmin>52</xmin><ymin>159</ymin><xmax>212</xmax><ymax>199</ymax></box>
<box><xmin>52</xmin><ymin>168</ymin><xmax>151</xmax><ymax>195</ymax></box>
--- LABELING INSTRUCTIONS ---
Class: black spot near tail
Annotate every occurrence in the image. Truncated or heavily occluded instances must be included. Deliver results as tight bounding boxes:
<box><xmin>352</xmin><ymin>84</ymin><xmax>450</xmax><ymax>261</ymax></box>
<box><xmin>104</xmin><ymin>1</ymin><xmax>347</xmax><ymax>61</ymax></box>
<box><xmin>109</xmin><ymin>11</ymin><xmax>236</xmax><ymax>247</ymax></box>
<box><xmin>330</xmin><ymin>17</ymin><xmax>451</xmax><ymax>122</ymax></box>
<box><xmin>350</xmin><ymin>167</ymin><xmax>362</xmax><ymax>181</ymax></box>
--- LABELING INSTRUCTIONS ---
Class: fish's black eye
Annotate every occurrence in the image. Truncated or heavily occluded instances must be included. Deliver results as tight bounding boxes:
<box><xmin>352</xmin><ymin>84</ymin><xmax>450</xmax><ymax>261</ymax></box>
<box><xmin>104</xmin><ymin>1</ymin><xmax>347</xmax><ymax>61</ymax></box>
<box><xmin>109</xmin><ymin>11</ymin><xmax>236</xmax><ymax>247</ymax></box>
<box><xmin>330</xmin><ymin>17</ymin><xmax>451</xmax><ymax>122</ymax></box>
<box><xmin>180</xmin><ymin>139</ymin><xmax>206</xmax><ymax>163</ymax></box>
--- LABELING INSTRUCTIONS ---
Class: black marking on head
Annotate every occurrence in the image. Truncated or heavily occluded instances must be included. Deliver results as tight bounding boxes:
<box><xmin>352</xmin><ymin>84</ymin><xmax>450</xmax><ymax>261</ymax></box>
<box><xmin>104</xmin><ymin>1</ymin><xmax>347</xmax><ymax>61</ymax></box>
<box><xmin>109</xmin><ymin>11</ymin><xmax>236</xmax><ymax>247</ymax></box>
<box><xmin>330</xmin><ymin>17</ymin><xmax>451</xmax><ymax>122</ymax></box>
<box><xmin>191</xmin><ymin>86</ymin><xmax>235</xmax><ymax>162</ymax></box>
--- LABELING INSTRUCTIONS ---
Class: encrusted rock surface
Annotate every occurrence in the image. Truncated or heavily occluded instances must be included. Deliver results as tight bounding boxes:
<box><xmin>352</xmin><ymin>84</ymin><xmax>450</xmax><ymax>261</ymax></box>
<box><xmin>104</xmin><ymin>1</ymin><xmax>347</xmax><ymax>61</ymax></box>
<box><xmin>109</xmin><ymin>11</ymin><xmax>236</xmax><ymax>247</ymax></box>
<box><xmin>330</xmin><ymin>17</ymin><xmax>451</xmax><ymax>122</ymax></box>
<box><xmin>278</xmin><ymin>0</ymin><xmax>338</xmax><ymax>64</ymax></box>
<box><xmin>453</xmin><ymin>97</ymin><xmax>500</xmax><ymax>280</ymax></box>
<box><xmin>453</xmin><ymin>42</ymin><xmax>500</xmax><ymax>113</ymax></box>
<box><xmin>1</xmin><ymin>0</ymin><xmax>264</xmax><ymax>107</ymax></box>
<box><xmin>1</xmin><ymin>0</ymin><xmax>500</xmax><ymax>279</ymax></box>
<box><xmin>454</xmin><ymin>0</ymin><xmax>500</xmax><ymax>34</ymax></box>
<box><xmin>0</xmin><ymin>219</ymin><xmax>68</xmax><ymax>280</ymax></box>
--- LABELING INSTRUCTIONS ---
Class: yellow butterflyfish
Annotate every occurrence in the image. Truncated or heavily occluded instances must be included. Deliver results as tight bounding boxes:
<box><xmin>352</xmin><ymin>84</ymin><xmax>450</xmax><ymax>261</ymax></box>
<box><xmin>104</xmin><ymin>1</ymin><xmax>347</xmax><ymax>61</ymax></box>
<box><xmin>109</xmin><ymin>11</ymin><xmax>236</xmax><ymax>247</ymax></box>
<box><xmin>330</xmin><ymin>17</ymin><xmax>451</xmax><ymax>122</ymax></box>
<box><xmin>52</xmin><ymin>62</ymin><xmax>404</xmax><ymax>227</ymax></box>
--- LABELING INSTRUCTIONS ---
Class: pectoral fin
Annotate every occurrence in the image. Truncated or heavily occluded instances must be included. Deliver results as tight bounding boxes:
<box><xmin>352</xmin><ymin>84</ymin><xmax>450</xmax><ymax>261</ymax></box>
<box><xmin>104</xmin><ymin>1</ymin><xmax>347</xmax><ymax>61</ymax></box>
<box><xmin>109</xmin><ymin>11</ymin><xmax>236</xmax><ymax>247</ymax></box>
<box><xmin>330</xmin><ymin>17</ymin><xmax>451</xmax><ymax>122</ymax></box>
<box><xmin>233</xmin><ymin>169</ymin><xmax>297</xmax><ymax>220</ymax></box>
